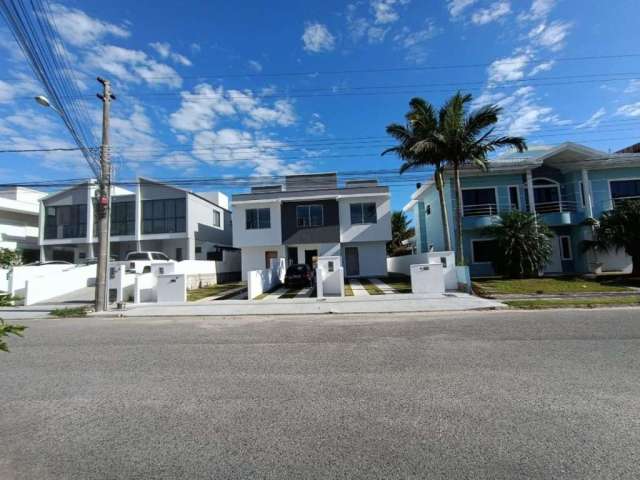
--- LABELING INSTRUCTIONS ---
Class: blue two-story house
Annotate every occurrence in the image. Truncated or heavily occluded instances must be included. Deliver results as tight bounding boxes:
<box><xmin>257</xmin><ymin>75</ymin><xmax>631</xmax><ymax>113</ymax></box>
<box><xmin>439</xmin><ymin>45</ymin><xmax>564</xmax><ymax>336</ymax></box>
<box><xmin>403</xmin><ymin>142</ymin><xmax>640</xmax><ymax>277</ymax></box>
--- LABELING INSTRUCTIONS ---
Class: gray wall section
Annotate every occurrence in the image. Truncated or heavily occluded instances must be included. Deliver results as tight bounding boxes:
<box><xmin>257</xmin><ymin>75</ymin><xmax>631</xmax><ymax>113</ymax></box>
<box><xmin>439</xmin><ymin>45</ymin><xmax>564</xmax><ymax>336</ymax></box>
<box><xmin>281</xmin><ymin>200</ymin><xmax>340</xmax><ymax>245</ymax></box>
<box><xmin>189</xmin><ymin>195</ymin><xmax>232</xmax><ymax>246</ymax></box>
<box><xmin>43</xmin><ymin>185</ymin><xmax>89</xmax><ymax>207</ymax></box>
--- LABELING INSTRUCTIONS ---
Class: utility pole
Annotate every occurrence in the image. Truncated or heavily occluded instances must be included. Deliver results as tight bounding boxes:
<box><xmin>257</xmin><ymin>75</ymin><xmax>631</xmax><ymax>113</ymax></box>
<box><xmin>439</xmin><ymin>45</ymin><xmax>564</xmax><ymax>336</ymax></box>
<box><xmin>95</xmin><ymin>77</ymin><xmax>115</xmax><ymax>312</ymax></box>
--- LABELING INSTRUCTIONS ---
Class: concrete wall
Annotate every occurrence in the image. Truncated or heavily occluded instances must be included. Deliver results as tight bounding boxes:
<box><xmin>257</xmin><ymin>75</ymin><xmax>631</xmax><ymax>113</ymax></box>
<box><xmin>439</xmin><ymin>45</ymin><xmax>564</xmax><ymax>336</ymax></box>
<box><xmin>339</xmin><ymin>195</ymin><xmax>392</xmax><ymax>243</ymax></box>
<box><xmin>8</xmin><ymin>263</ymin><xmax>72</xmax><ymax>297</ymax></box>
<box><xmin>24</xmin><ymin>264</ymin><xmax>96</xmax><ymax>305</ymax></box>
<box><xmin>342</xmin><ymin>241</ymin><xmax>387</xmax><ymax>277</ymax></box>
<box><xmin>387</xmin><ymin>251</ymin><xmax>457</xmax><ymax>290</ymax></box>
<box><xmin>232</xmin><ymin>201</ymin><xmax>282</xmax><ymax>248</ymax></box>
<box><xmin>240</xmin><ymin>245</ymin><xmax>285</xmax><ymax>281</ymax></box>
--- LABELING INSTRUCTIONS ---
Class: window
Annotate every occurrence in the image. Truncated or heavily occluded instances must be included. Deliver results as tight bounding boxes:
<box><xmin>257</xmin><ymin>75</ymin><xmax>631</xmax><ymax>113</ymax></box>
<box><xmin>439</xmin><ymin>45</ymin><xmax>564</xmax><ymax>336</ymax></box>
<box><xmin>44</xmin><ymin>204</ymin><xmax>87</xmax><ymax>239</ymax></box>
<box><xmin>142</xmin><ymin>198</ymin><xmax>186</xmax><ymax>234</ymax></box>
<box><xmin>195</xmin><ymin>246</ymin><xmax>202</xmax><ymax>253</ymax></box>
<box><xmin>426</xmin><ymin>204</ymin><xmax>432</xmax><ymax>215</ymax></box>
<box><xmin>111</xmin><ymin>201</ymin><xmax>135</xmax><ymax>236</ymax></box>
<box><xmin>462</xmin><ymin>188</ymin><xmax>497</xmax><ymax>216</ymax></box>
<box><xmin>151</xmin><ymin>252</ymin><xmax>170</xmax><ymax>261</ymax></box>
<box><xmin>213</xmin><ymin>210</ymin><xmax>221</xmax><ymax>227</ymax></box>
<box><xmin>579</xmin><ymin>182</ymin><xmax>586</xmax><ymax>207</ymax></box>
<box><xmin>207</xmin><ymin>248</ymin><xmax>223</xmax><ymax>261</ymax></box>
<box><xmin>611</xmin><ymin>179</ymin><xmax>640</xmax><ymax>206</ymax></box>
<box><xmin>560</xmin><ymin>236</ymin><xmax>572</xmax><ymax>260</ymax></box>
<box><xmin>471</xmin><ymin>239</ymin><xmax>498</xmax><ymax>264</ymax></box>
<box><xmin>509</xmin><ymin>186</ymin><xmax>520</xmax><ymax>210</ymax></box>
<box><xmin>350</xmin><ymin>202</ymin><xmax>377</xmax><ymax>224</ymax></box>
<box><xmin>246</xmin><ymin>208</ymin><xmax>271</xmax><ymax>229</ymax></box>
<box><xmin>296</xmin><ymin>204</ymin><xmax>323</xmax><ymax>228</ymax></box>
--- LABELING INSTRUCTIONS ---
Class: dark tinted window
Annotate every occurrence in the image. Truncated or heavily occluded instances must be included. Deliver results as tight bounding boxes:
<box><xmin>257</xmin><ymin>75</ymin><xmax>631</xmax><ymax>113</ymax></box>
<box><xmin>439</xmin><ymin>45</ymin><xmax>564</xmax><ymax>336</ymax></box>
<box><xmin>142</xmin><ymin>198</ymin><xmax>186</xmax><ymax>234</ymax></box>
<box><xmin>350</xmin><ymin>202</ymin><xmax>377</xmax><ymax>224</ymax></box>
<box><xmin>472</xmin><ymin>240</ymin><xmax>498</xmax><ymax>263</ymax></box>
<box><xmin>44</xmin><ymin>204</ymin><xmax>87</xmax><ymax>239</ymax></box>
<box><xmin>287</xmin><ymin>264</ymin><xmax>308</xmax><ymax>274</ymax></box>
<box><xmin>111</xmin><ymin>201</ymin><xmax>135</xmax><ymax>236</ymax></box>
<box><xmin>462</xmin><ymin>188</ymin><xmax>496</xmax><ymax>206</ymax></box>
<box><xmin>127</xmin><ymin>253</ymin><xmax>150</xmax><ymax>261</ymax></box>
<box><xmin>611</xmin><ymin>179</ymin><xmax>640</xmax><ymax>199</ymax></box>
<box><xmin>151</xmin><ymin>253</ymin><xmax>169</xmax><ymax>260</ymax></box>
<box><xmin>296</xmin><ymin>205</ymin><xmax>323</xmax><ymax>228</ymax></box>
<box><xmin>246</xmin><ymin>208</ymin><xmax>270</xmax><ymax>229</ymax></box>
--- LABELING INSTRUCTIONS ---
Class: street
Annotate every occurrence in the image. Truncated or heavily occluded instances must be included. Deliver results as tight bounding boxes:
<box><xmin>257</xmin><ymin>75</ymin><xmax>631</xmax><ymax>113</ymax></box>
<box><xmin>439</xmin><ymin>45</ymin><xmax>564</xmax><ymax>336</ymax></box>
<box><xmin>1</xmin><ymin>310</ymin><xmax>639</xmax><ymax>479</ymax></box>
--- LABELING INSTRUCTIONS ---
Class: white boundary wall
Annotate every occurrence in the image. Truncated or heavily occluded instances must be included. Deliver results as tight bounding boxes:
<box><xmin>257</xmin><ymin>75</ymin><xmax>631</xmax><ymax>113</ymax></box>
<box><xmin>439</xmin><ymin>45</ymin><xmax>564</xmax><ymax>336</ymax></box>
<box><xmin>24</xmin><ymin>264</ymin><xmax>96</xmax><ymax>305</ymax></box>
<box><xmin>8</xmin><ymin>264</ymin><xmax>72</xmax><ymax>297</ymax></box>
<box><xmin>316</xmin><ymin>256</ymin><xmax>344</xmax><ymax>298</ymax></box>
<box><xmin>387</xmin><ymin>251</ymin><xmax>456</xmax><ymax>290</ymax></box>
<box><xmin>0</xmin><ymin>268</ymin><xmax>9</xmax><ymax>292</ymax></box>
<box><xmin>246</xmin><ymin>257</ymin><xmax>285</xmax><ymax>299</ymax></box>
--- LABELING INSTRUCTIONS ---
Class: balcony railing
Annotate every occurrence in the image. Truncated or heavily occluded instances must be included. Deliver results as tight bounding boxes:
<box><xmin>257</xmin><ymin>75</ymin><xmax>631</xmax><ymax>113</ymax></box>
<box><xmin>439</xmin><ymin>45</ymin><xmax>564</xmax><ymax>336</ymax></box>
<box><xmin>612</xmin><ymin>195</ymin><xmax>640</xmax><ymax>208</ymax></box>
<box><xmin>463</xmin><ymin>203</ymin><xmax>498</xmax><ymax>217</ymax></box>
<box><xmin>534</xmin><ymin>200</ymin><xmax>577</xmax><ymax>214</ymax></box>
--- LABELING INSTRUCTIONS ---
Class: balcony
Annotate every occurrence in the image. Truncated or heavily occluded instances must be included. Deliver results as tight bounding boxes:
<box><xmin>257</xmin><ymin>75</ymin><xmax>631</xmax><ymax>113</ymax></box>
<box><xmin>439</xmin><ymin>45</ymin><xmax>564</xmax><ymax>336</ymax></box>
<box><xmin>462</xmin><ymin>203</ymin><xmax>499</xmax><ymax>229</ymax></box>
<box><xmin>535</xmin><ymin>200</ymin><xmax>583</xmax><ymax>225</ymax></box>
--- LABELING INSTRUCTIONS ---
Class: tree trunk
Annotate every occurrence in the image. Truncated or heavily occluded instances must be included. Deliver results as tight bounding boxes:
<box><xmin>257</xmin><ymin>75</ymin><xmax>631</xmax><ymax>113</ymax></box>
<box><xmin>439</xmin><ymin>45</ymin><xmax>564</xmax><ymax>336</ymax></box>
<box><xmin>435</xmin><ymin>168</ymin><xmax>452</xmax><ymax>252</ymax></box>
<box><xmin>453</xmin><ymin>162</ymin><xmax>464</xmax><ymax>266</ymax></box>
<box><xmin>632</xmin><ymin>255</ymin><xmax>640</xmax><ymax>277</ymax></box>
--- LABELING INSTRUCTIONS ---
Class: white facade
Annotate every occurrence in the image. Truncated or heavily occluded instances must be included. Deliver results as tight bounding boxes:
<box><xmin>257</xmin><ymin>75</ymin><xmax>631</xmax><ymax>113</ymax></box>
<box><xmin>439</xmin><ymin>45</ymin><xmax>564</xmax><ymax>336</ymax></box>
<box><xmin>0</xmin><ymin>187</ymin><xmax>46</xmax><ymax>262</ymax></box>
<box><xmin>39</xmin><ymin>178</ymin><xmax>235</xmax><ymax>265</ymax></box>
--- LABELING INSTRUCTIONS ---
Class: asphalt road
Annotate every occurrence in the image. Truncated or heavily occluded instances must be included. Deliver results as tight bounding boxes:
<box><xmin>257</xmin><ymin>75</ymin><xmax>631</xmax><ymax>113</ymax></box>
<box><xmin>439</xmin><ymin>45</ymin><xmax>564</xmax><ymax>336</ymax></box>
<box><xmin>1</xmin><ymin>310</ymin><xmax>639</xmax><ymax>479</ymax></box>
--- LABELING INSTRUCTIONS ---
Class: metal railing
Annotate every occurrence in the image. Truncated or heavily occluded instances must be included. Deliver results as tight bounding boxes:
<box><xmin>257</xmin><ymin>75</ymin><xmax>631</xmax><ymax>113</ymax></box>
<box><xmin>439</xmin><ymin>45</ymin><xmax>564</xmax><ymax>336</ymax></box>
<box><xmin>533</xmin><ymin>200</ymin><xmax>578</xmax><ymax>214</ymax></box>
<box><xmin>462</xmin><ymin>203</ymin><xmax>498</xmax><ymax>217</ymax></box>
<box><xmin>612</xmin><ymin>195</ymin><xmax>640</xmax><ymax>208</ymax></box>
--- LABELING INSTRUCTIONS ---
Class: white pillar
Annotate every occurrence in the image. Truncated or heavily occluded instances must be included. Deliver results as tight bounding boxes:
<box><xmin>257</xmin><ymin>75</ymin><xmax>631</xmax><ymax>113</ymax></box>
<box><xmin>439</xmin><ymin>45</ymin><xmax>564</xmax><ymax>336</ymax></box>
<box><xmin>86</xmin><ymin>185</ymin><xmax>94</xmax><ymax>246</ymax></box>
<box><xmin>526</xmin><ymin>169</ymin><xmax>536</xmax><ymax>214</ymax></box>
<box><xmin>581</xmin><ymin>168</ymin><xmax>594</xmax><ymax>218</ymax></box>
<box><xmin>38</xmin><ymin>200</ymin><xmax>46</xmax><ymax>261</ymax></box>
<box><xmin>135</xmin><ymin>180</ymin><xmax>142</xmax><ymax>251</ymax></box>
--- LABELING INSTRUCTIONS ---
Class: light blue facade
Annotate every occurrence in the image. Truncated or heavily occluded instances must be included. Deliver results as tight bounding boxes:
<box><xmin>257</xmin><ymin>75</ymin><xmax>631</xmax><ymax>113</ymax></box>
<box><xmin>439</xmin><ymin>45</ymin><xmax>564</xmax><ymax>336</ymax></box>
<box><xmin>404</xmin><ymin>143</ymin><xmax>640</xmax><ymax>277</ymax></box>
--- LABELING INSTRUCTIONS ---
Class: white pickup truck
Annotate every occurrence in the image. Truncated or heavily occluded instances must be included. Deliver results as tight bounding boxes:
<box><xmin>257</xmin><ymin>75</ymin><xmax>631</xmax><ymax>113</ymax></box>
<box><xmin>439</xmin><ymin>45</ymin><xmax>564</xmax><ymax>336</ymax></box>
<box><xmin>125</xmin><ymin>251</ymin><xmax>173</xmax><ymax>273</ymax></box>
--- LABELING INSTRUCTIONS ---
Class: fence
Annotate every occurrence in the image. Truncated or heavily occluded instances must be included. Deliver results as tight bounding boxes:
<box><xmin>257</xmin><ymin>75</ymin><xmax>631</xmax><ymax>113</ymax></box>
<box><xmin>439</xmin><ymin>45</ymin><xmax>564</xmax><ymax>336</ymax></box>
<box><xmin>24</xmin><ymin>264</ymin><xmax>96</xmax><ymax>306</ymax></box>
<box><xmin>387</xmin><ymin>251</ymin><xmax>457</xmax><ymax>291</ymax></box>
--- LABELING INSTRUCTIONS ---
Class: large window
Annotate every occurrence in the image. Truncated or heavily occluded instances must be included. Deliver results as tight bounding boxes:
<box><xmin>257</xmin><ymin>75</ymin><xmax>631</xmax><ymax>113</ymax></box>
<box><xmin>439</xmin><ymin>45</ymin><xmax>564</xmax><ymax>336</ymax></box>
<box><xmin>296</xmin><ymin>205</ymin><xmax>323</xmax><ymax>228</ymax></box>
<box><xmin>462</xmin><ymin>188</ymin><xmax>497</xmax><ymax>216</ymax></box>
<box><xmin>350</xmin><ymin>202</ymin><xmax>377</xmax><ymax>224</ymax></box>
<box><xmin>471</xmin><ymin>239</ymin><xmax>498</xmax><ymax>264</ymax></box>
<box><xmin>142</xmin><ymin>198</ymin><xmax>186</xmax><ymax>234</ymax></box>
<box><xmin>44</xmin><ymin>204</ymin><xmax>87</xmax><ymax>239</ymax></box>
<box><xmin>111</xmin><ymin>201</ymin><xmax>135</xmax><ymax>236</ymax></box>
<box><xmin>246</xmin><ymin>208</ymin><xmax>271</xmax><ymax>229</ymax></box>
<box><xmin>611</xmin><ymin>179</ymin><xmax>640</xmax><ymax>206</ymax></box>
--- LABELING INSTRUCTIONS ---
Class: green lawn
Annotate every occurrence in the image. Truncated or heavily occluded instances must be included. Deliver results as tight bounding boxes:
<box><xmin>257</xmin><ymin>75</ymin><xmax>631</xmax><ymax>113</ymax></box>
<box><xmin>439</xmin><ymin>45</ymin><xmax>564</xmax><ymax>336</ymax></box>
<box><xmin>358</xmin><ymin>278</ymin><xmax>384</xmax><ymax>295</ymax></box>
<box><xmin>474</xmin><ymin>277</ymin><xmax>632</xmax><ymax>296</ymax></box>
<box><xmin>187</xmin><ymin>282</ymin><xmax>245</xmax><ymax>301</ymax></box>
<box><xmin>49</xmin><ymin>307</ymin><xmax>88</xmax><ymax>318</ymax></box>
<box><xmin>375</xmin><ymin>274</ymin><xmax>412</xmax><ymax>294</ymax></box>
<box><xmin>505</xmin><ymin>296</ymin><xmax>640</xmax><ymax>309</ymax></box>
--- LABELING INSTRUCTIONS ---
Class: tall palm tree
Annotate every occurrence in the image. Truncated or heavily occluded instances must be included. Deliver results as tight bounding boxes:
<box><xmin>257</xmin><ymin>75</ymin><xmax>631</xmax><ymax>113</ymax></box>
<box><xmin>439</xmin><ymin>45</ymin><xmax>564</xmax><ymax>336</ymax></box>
<box><xmin>383</xmin><ymin>97</ymin><xmax>452</xmax><ymax>251</ymax></box>
<box><xmin>412</xmin><ymin>92</ymin><xmax>527</xmax><ymax>265</ymax></box>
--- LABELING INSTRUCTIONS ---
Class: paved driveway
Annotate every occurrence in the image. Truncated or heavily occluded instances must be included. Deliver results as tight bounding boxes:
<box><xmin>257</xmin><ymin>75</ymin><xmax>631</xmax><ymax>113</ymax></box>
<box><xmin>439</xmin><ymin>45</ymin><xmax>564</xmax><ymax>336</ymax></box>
<box><xmin>2</xmin><ymin>310</ymin><xmax>640</xmax><ymax>479</ymax></box>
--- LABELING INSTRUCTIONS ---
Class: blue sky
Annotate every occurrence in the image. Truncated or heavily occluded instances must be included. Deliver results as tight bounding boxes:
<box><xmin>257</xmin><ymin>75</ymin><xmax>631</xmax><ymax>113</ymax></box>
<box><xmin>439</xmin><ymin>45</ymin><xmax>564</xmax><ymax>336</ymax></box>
<box><xmin>1</xmin><ymin>0</ymin><xmax>639</xmax><ymax>212</ymax></box>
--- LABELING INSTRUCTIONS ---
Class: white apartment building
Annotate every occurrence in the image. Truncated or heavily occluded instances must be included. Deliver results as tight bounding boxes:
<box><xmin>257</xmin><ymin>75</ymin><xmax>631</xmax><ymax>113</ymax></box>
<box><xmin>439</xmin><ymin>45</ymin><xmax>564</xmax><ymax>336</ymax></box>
<box><xmin>0</xmin><ymin>186</ymin><xmax>46</xmax><ymax>263</ymax></box>
<box><xmin>232</xmin><ymin>173</ymin><xmax>392</xmax><ymax>280</ymax></box>
<box><xmin>39</xmin><ymin>177</ymin><xmax>233</xmax><ymax>263</ymax></box>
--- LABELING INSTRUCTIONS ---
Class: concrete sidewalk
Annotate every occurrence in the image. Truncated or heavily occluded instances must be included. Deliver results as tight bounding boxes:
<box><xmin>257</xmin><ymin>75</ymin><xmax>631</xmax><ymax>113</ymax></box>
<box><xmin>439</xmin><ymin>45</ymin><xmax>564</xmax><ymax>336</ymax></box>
<box><xmin>97</xmin><ymin>292</ymin><xmax>505</xmax><ymax>318</ymax></box>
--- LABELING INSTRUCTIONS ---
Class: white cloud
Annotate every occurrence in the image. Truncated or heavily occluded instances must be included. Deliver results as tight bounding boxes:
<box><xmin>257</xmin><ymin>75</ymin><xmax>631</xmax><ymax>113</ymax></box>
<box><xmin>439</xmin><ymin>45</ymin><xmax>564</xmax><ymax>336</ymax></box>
<box><xmin>371</xmin><ymin>0</ymin><xmax>410</xmax><ymax>24</ymax></box>
<box><xmin>471</xmin><ymin>1</ymin><xmax>511</xmax><ymax>25</ymax></box>
<box><xmin>576</xmin><ymin>108</ymin><xmax>606</xmax><ymax>129</ymax></box>
<box><xmin>87</xmin><ymin>45</ymin><xmax>182</xmax><ymax>88</ymax></box>
<box><xmin>50</xmin><ymin>3</ymin><xmax>129</xmax><ymax>47</ymax></box>
<box><xmin>625</xmin><ymin>79</ymin><xmax>640</xmax><ymax>94</ymax></box>
<box><xmin>248</xmin><ymin>60</ymin><xmax>263</xmax><ymax>72</ymax></box>
<box><xmin>488</xmin><ymin>53</ymin><xmax>530</xmax><ymax>82</ymax></box>
<box><xmin>392</xmin><ymin>20</ymin><xmax>440</xmax><ymax>64</ymax></box>
<box><xmin>528</xmin><ymin>20</ymin><xmax>571</xmax><ymax>51</ymax></box>
<box><xmin>617</xmin><ymin>102</ymin><xmax>640</xmax><ymax>118</ymax></box>
<box><xmin>306</xmin><ymin>113</ymin><xmax>326</xmax><ymax>135</ymax></box>
<box><xmin>156</xmin><ymin>151</ymin><xmax>200</xmax><ymax>172</ymax></box>
<box><xmin>519</xmin><ymin>0</ymin><xmax>556</xmax><ymax>21</ymax></box>
<box><xmin>169</xmin><ymin>84</ymin><xmax>236</xmax><ymax>132</ymax></box>
<box><xmin>149</xmin><ymin>42</ymin><xmax>192</xmax><ymax>66</ymax></box>
<box><xmin>529</xmin><ymin>60</ymin><xmax>555</xmax><ymax>76</ymax></box>
<box><xmin>0</xmin><ymin>80</ymin><xmax>16</xmax><ymax>103</ymax></box>
<box><xmin>302</xmin><ymin>23</ymin><xmax>336</xmax><ymax>53</ymax></box>
<box><xmin>448</xmin><ymin>0</ymin><xmax>478</xmax><ymax>17</ymax></box>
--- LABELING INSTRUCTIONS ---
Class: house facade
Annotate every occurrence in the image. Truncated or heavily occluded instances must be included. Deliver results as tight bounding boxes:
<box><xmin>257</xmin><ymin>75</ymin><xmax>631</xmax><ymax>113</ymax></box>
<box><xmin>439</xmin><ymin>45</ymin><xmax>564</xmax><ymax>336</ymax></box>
<box><xmin>232</xmin><ymin>173</ymin><xmax>392</xmax><ymax>280</ymax></box>
<box><xmin>0</xmin><ymin>186</ymin><xmax>46</xmax><ymax>263</ymax></box>
<box><xmin>39</xmin><ymin>177</ymin><xmax>233</xmax><ymax>263</ymax></box>
<box><xmin>404</xmin><ymin>142</ymin><xmax>640</xmax><ymax>277</ymax></box>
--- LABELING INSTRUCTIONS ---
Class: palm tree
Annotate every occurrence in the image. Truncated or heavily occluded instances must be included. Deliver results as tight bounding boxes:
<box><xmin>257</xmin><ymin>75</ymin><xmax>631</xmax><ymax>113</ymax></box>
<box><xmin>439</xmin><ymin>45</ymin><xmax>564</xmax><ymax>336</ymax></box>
<box><xmin>412</xmin><ymin>92</ymin><xmax>527</xmax><ymax>265</ymax></box>
<box><xmin>583</xmin><ymin>199</ymin><xmax>640</xmax><ymax>276</ymax></box>
<box><xmin>483</xmin><ymin>210</ymin><xmax>553</xmax><ymax>278</ymax></box>
<box><xmin>383</xmin><ymin>97</ymin><xmax>452</xmax><ymax>251</ymax></box>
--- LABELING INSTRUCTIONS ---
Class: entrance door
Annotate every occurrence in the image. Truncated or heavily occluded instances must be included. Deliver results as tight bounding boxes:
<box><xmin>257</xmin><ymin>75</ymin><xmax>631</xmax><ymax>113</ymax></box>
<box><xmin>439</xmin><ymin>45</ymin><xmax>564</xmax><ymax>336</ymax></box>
<box><xmin>544</xmin><ymin>235</ymin><xmax>563</xmax><ymax>273</ymax></box>
<box><xmin>345</xmin><ymin>247</ymin><xmax>359</xmax><ymax>276</ymax></box>
<box><xmin>265</xmin><ymin>250</ymin><xmax>278</xmax><ymax>269</ymax></box>
<box><xmin>52</xmin><ymin>249</ymin><xmax>75</xmax><ymax>263</ymax></box>
<box><xmin>304</xmin><ymin>249</ymin><xmax>318</xmax><ymax>268</ymax></box>
<box><xmin>287</xmin><ymin>247</ymin><xmax>298</xmax><ymax>266</ymax></box>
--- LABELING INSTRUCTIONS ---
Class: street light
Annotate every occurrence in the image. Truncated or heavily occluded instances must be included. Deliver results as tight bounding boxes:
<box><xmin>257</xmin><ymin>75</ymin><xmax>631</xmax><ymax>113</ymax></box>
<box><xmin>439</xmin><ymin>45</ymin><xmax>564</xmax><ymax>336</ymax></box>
<box><xmin>34</xmin><ymin>95</ymin><xmax>63</xmax><ymax>116</ymax></box>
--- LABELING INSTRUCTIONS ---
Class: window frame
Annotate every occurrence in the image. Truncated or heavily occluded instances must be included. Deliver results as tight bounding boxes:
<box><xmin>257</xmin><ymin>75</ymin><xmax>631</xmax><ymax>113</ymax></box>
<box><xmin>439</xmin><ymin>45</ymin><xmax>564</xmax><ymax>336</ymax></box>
<box><xmin>295</xmin><ymin>204</ymin><xmax>324</xmax><ymax>228</ymax></box>
<box><xmin>471</xmin><ymin>238</ymin><xmax>498</xmax><ymax>265</ymax></box>
<box><xmin>508</xmin><ymin>185</ymin><xmax>520</xmax><ymax>211</ymax></box>
<box><xmin>213</xmin><ymin>209</ymin><xmax>221</xmax><ymax>227</ymax></box>
<box><xmin>246</xmin><ymin>207</ymin><xmax>271</xmax><ymax>230</ymax></box>
<box><xmin>609</xmin><ymin>178</ymin><xmax>640</xmax><ymax>206</ymax></box>
<box><xmin>350</xmin><ymin>202</ymin><xmax>377</xmax><ymax>225</ymax></box>
<box><xmin>141</xmin><ymin>198</ymin><xmax>186</xmax><ymax>235</ymax></box>
<box><xmin>461</xmin><ymin>187</ymin><xmax>498</xmax><ymax>216</ymax></box>
<box><xmin>111</xmin><ymin>201</ymin><xmax>135</xmax><ymax>236</ymax></box>
<box><xmin>559</xmin><ymin>235</ymin><xmax>573</xmax><ymax>260</ymax></box>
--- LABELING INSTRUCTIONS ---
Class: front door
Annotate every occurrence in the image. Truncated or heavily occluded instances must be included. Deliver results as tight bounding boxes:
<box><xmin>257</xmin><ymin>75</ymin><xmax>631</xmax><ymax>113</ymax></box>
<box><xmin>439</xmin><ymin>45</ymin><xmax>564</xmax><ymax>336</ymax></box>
<box><xmin>287</xmin><ymin>247</ymin><xmax>298</xmax><ymax>266</ymax></box>
<box><xmin>544</xmin><ymin>235</ymin><xmax>563</xmax><ymax>273</ymax></box>
<box><xmin>304</xmin><ymin>249</ymin><xmax>318</xmax><ymax>268</ymax></box>
<box><xmin>265</xmin><ymin>250</ymin><xmax>278</xmax><ymax>269</ymax></box>
<box><xmin>345</xmin><ymin>247</ymin><xmax>359</xmax><ymax>276</ymax></box>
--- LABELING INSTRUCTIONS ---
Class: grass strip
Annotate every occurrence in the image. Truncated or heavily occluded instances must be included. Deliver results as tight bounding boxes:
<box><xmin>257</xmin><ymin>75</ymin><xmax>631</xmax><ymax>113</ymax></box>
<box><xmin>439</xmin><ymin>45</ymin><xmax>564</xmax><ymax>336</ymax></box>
<box><xmin>505</xmin><ymin>295</ymin><xmax>640</xmax><ymax>310</ymax></box>
<box><xmin>50</xmin><ymin>307</ymin><xmax>87</xmax><ymax>318</ymax></box>
<box><xmin>187</xmin><ymin>282</ymin><xmax>245</xmax><ymax>301</ymax></box>
<box><xmin>358</xmin><ymin>278</ymin><xmax>384</xmax><ymax>295</ymax></box>
<box><xmin>473</xmin><ymin>277</ymin><xmax>631</xmax><ymax>296</ymax></box>
<box><xmin>344</xmin><ymin>283</ymin><xmax>354</xmax><ymax>296</ymax></box>
<box><xmin>279</xmin><ymin>288</ymin><xmax>302</xmax><ymax>299</ymax></box>
<box><xmin>375</xmin><ymin>275</ymin><xmax>412</xmax><ymax>294</ymax></box>
<box><xmin>254</xmin><ymin>285</ymin><xmax>282</xmax><ymax>300</ymax></box>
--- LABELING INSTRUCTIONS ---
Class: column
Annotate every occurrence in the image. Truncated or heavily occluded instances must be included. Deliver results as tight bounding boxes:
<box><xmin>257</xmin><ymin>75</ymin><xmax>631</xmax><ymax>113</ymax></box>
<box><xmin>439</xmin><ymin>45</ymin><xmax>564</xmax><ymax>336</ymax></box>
<box><xmin>135</xmin><ymin>180</ymin><xmax>142</xmax><ymax>251</ymax></box>
<box><xmin>526</xmin><ymin>169</ymin><xmax>536</xmax><ymax>214</ymax></box>
<box><xmin>581</xmin><ymin>168</ymin><xmax>594</xmax><ymax>218</ymax></box>
<box><xmin>86</xmin><ymin>185</ymin><xmax>94</xmax><ymax>247</ymax></box>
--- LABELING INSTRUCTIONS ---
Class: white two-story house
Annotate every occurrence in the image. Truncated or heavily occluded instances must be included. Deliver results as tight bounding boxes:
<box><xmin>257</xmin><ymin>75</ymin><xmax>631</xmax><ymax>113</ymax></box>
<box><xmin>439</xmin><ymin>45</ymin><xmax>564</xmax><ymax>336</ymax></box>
<box><xmin>39</xmin><ymin>177</ymin><xmax>233</xmax><ymax>263</ymax></box>
<box><xmin>0</xmin><ymin>186</ymin><xmax>46</xmax><ymax>263</ymax></box>
<box><xmin>232</xmin><ymin>173</ymin><xmax>392</xmax><ymax>280</ymax></box>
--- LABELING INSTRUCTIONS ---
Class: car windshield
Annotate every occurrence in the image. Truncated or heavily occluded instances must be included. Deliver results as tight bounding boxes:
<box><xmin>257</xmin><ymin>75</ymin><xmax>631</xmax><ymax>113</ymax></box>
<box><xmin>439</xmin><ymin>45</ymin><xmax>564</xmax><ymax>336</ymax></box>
<box><xmin>287</xmin><ymin>265</ymin><xmax>308</xmax><ymax>274</ymax></box>
<box><xmin>151</xmin><ymin>253</ymin><xmax>169</xmax><ymax>260</ymax></box>
<box><xmin>127</xmin><ymin>253</ymin><xmax>149</xmax><ymax>261</ymax></box>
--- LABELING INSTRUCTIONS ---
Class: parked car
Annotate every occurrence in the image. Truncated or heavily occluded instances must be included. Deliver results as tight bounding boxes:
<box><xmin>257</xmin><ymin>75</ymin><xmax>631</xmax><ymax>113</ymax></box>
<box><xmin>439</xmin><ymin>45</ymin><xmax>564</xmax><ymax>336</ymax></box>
<box><xmin>125</xmin><ymin>251</ymin><xmax>173</xmax><ymax>273</ymax></box>
<box><xmin>284</xmin><ymin>264</ymin><xmax>315</xmax><ymax>288</ymax></box>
